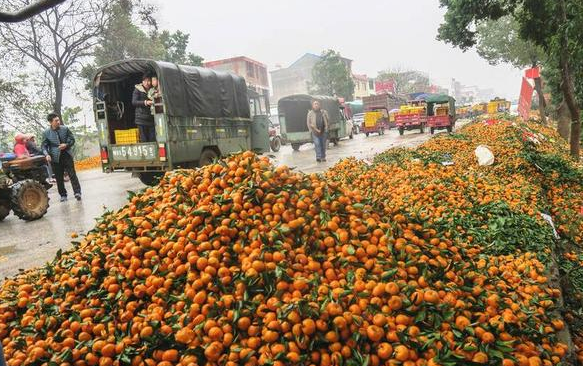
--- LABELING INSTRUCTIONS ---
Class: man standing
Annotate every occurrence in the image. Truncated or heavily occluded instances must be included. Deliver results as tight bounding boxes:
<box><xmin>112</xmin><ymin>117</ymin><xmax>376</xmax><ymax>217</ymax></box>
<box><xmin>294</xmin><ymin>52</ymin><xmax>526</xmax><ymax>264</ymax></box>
<box><xmin>132</xmin><ymin>74</ymin><xmax>156</xmax><ymax>142</ymax></box>
<box><xmin>306</xmin><ymin>100</ymin><xmax>330</xmax><ymax>162</ymax></box>
<box><xmin>42</xmin><ymin>113</ymin><xmax>81</xmax><ymax>202</ymax></box>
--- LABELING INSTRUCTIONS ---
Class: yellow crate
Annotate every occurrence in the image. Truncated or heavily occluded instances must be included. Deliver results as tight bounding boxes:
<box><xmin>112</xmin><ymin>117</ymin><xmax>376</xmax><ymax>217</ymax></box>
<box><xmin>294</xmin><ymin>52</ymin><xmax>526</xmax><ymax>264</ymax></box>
<box><xmin>115</xmin><ymin>129</ymin><xmax>140</xmax><ymax>144</ymax></box>
<box><xmin>364</xmin><ymin>111</ymin><xmax>383</xmax><ymax>128</ymax></box>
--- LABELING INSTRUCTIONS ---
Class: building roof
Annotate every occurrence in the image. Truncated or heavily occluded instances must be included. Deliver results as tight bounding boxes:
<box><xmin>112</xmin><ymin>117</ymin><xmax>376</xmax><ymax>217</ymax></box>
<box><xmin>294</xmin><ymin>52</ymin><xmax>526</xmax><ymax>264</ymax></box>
<box><xmin>203</xmin><ymin>56</ymin><xmax>267</xmax><ymax>68</ymax></box>
<box><xmin>352</xmin><ymin>74</ymin><xmax>368</xmax><ymax>81</ymax></box>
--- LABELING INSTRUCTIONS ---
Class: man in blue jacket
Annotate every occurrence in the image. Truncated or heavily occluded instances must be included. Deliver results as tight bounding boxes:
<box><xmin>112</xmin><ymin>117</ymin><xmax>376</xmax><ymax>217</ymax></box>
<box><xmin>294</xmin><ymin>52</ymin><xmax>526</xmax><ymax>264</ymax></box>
<box><xmin>42</xmin><ymin>113</ymin><xmax>82</xmax><ymax>202</ymax></box>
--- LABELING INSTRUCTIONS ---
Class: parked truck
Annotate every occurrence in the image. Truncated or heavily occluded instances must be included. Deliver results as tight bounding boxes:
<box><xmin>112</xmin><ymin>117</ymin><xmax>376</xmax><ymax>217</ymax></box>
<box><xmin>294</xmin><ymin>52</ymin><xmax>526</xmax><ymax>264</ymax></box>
<box><xmin>93</xmin><ymin>59</ymin><xmax>270</xmax><ymax>185</ymax></box>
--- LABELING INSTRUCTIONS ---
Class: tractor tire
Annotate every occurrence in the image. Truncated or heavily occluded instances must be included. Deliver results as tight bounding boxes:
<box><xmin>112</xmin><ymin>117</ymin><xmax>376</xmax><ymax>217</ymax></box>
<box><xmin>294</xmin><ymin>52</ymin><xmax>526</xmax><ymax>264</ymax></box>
<box><xmin>270</xmin><ymin>137</ymin><xmax>282</xmax><ymax>152</ymax></box>
<box><xmin>138</xmin><ymin>172</ymin><xmax>163</xmax><ymax>186</ymax></box>
<box><xmin>365</xmin><ymin>132</ymin><xmax>370</xmax><ymax>137</ymax></box>
<box><xmin>199</xmin><ymin>148</ymin><xmax>219</xmax><ymax>167</ymax></box>
<box><xmin>419</xmin><ymin>125</ymin><xmax>425</xmax><ymax>133</ymax></box>
<box><xmin>291</xmin><ymin>143</ymin><xmax>301</xmax><ymax>151</ymax></box>
<box><xmin>398</xmin><ymin>127</ymin><xmax>404</xmax><ymax>136</ymax></box>
<box><xmin>0</xmin><ymin>199</ymin><xmax>10</xmax><ymax>221</ymax></box>
<box><xmin>10</xmin><ymin>180</ymin><xmax>49</xmax><ymax>221</ymax></box>
<box><xmin>430</xmin><ymin>127</ymin><xmax>435</xmax><ymax>135</ymax></box>
<box><xmin>447</xmin><ymin>125</ymin><xmax>453</xmax><ymax>133</ymax></box>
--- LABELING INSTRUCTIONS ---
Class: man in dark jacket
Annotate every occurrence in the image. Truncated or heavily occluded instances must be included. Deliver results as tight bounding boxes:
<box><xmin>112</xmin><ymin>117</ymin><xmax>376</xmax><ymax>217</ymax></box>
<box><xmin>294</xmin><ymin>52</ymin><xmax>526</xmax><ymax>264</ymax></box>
<box><xmin>42</xmin><ymin>113</ymin><xmax>81</xmax><ymax>202</ymax></box>
<box><xmin>132</xmin><ymin>74</ymin><xmax>155</xmax><ymax>142</ymax></box>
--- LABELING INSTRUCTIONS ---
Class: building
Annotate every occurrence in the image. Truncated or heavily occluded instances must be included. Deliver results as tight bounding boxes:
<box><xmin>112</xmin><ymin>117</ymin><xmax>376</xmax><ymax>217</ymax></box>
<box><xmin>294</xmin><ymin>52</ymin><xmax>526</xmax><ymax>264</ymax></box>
<box><xmin>353</xmin><ymin>74</ymin><xmax>374</xmax><ymax>100</ymax></box>
<box><xmin>204</xmin><ymin>56</ymin><xmax>269</xmax><ymax>97</ymax></box>
<box><xmin>271</xmin><ymin>53</ymin><xmax>353</xmax><ymax>104</ymax></box>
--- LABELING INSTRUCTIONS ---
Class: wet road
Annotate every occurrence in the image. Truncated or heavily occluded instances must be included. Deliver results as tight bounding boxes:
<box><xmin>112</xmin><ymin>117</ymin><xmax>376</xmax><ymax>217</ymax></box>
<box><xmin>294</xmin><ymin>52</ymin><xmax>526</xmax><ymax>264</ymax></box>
<box><xmin>0</xmin><ymin>128</ymin><xmax>449</xmax><ymax>279</ymax></box>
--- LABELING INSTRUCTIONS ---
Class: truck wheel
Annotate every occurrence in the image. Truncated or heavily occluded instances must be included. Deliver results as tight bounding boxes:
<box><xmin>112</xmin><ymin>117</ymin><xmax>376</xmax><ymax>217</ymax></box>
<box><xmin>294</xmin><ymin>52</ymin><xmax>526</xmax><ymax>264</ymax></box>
<box><xmin>10</xmin><ymin>180</ymin><xmax>49</xmax><ymax>221</ymax></box>
<box><xmin>291</xmin><ymin>143</ymin><xmax>301</xmax><ymax>151</ymax></box>
<box><xmin>199</xmin><ymin>149</ymin><xmax>219</xmax><ymax>167</ymax></box>
<box><xmin>419</xmin><ymin>125</ymin><xmax>425</xmax><ymax>133</ymax></box>
<box><xmin>332</xmin><ymin>138</ymin><xmax>339</xmax><ymax>146</ymax></box>
<box><xmin>138</xmin><ymin>172</ymin><xmax>163</xmax><ymax>186</ymax></box>
<box><xmin>0</xmin><ymin>199</ymin><xmax>10</xmax><ymax>221</ymax></box>
<box><xmin>447</xmin><ymin>126</ymin><xmax>453</xmax><ymax>133</ymax></box>
<box><xmin>430</xmin><ymin>127</ymin><xmax>435</xmax><ymax>135</ymax></box>
<box><xmin>270</xmin><ymin>137</ymin><xmax>281</xmax><ymax>152</ymax></box>
<box><xmin>365</xmin><ymin>132</ymin><xmax>370</xmax><ymax>137</ymax></box>
<box><xmin>398</xmin><ymin>128</ymin><xmax>404</xmax><ymax>136</ymax></box>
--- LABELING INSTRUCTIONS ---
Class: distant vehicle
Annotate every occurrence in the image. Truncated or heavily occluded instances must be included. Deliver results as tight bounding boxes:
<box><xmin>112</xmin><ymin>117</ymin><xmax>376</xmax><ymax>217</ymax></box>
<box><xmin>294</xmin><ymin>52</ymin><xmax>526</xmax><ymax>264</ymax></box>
<box><xmin>352</xmin><ymin>113</ymin><xmax>365</xmax><ymax>133</ymax></box>
<box><xmin>363</xmin><ymin>94</ymin><xmax>405</xmax><ymax>130</ymax></box>
<box><xmin>278</xmin><ymin>95</ymin><xmax>349</xmax><ymax>151</ymax></box>
<box><xmin>395</xmin><ymin>100</ymin><xmax>428</xmax><ymax>135</ymax></box>
<box><xmin>426</xmin><ymin>95</ymin><xmax>456</xmax><ymax>134</ymax></box>
<box><xmin>362</xmin><ymin>110</ymin><xmax>387</xmax><ymax>136</ymax></box>
<box><xmin>268</xmin><ymin>118</ymin><xmax>282</xmax><ymax>152</ymax></box>
<box><xmin>93</xmin><ymin>59</ymin><xmax>270</xmax><ymax>185</ymax></box>
<box><xmin>488</xmin><ymin>98</ymin><xmax>511</xmax><ymax>114</ymax></box>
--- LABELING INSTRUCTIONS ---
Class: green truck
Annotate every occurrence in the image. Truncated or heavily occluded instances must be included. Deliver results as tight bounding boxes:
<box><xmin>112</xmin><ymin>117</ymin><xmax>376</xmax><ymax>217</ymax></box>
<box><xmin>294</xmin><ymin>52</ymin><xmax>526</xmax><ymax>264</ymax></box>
<box><xmin>277</xmin><ymin>95</ymin><xmax>348</xmax><ymax>151</ymax></box>
<box><xmin>93</xmin><ymin>59</ymin><xmax>270</xmax><ymax>185</ymax></box>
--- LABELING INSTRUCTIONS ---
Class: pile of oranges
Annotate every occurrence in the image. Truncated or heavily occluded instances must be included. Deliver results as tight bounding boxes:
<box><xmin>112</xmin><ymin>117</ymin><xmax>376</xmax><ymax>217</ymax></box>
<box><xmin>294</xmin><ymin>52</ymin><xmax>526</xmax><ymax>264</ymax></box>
<box><xmin>0</xmin><ymin>119</ymin><xmax>581</xmax><ymax>366</ymax></box>
<box><xmin>75</xmin><ymin>156</ymin><xmax>101</xmax><ymax>171</ymax></box>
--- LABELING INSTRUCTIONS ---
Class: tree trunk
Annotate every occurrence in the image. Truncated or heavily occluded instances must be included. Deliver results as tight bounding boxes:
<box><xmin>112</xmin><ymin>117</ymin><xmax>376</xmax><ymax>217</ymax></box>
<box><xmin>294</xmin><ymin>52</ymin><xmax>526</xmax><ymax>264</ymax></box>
<box><xmin>533</xmin><ymin>77</ymin><xmax>546</xmax><ymax>125</ymax></box>
<box><xmin>53</xmin><ymin>76</ymin><xmax>63</xmax><ymax>118</ymax></box>
<box><xmin>557</xmin><ymin>100</ymin><xmax>571</xmax><ymax>140</ymax></box>
<box><xmin>558</xmin><ymin>0</ymin><xmax>581</xmax><ymax>159</ymax></box>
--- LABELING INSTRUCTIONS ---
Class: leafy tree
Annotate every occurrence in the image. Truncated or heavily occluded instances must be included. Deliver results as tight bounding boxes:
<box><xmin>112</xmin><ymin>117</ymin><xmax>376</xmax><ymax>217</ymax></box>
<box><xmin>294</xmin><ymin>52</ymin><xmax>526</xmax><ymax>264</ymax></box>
<box><xmin>376</xmin><ymin>67</ymin><xmax>430</xmax><ymax>96</ymax></box>
<box><xmin>475</xmin><ymin>16</ymin><xmax>547</xmax><ymax>123</ymax></box>
<box><xmin>437</xmin><ymin>0</ymin><xmax>581</xmax><ymax>159</ymax></box>
<box><xmin>310</xmin><ymin>49</ymin><xmax>355</xmax><ymax>100</ymax></box>
<box><xmin>0</xmin><ymin>0</ymin><xmax>108</xmax><ymax>116</ymax></box>
<box><xmin>156</xmin><ymin>30</ymin><xmax>204</xmax><ymax>66</ymax></box>
<box><xmin>81</xmin><ymin>0</ymin><xmax>203</xmax><ymax>87</ymax></box>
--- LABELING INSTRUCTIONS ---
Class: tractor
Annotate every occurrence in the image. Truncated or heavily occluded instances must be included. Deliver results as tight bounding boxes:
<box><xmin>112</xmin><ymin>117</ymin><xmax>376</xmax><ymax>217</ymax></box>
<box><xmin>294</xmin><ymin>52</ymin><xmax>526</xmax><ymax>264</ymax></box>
<box><xmin>0</xmin><ymin>155</ymin><xmax>51</xmax><ymax>221</ymax></box>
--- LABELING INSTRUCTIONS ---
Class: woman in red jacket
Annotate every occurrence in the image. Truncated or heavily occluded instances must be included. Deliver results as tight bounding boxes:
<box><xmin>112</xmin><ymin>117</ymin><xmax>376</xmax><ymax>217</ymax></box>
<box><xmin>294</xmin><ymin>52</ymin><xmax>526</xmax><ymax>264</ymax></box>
<box><xmin>13</xmin><ymin>133</ymin><xmax>30</xmax><ymax>158</ymax></box>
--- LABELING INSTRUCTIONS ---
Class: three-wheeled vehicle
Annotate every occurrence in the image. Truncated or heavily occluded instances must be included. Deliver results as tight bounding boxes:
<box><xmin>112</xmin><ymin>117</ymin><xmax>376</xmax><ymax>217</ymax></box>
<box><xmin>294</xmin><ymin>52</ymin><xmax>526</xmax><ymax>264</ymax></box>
<box><xmin>362</xmin><ymin>110</ymin><xmax>387</xmax><ymax>136</ymax></box>
<box><xmin>425</xmin><ymin>94</ymin><xmax>456</xmax><ymax>134</ymax></box>
<box><xmin>93</xmin><ymin>59</ymin><xmax>270</xmax><ymax>185</ymax></box>
<box><xmin>395</xmin><ymin>100</ymin><xmax>428</xmax><ymax>135</ymax></box>
<box><xmin>278</xmin><ymin>95</ymin><xmax>348</xmax><ymax>151</ymax></box>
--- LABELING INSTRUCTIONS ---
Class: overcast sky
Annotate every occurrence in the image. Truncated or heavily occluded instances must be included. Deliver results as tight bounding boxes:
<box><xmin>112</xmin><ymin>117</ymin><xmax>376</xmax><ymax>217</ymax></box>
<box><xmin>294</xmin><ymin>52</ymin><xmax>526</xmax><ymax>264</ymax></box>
<box><xmin>155</xmin><ymin>0</ymin><xmax>523</xmax><ymax>100</ymax></box>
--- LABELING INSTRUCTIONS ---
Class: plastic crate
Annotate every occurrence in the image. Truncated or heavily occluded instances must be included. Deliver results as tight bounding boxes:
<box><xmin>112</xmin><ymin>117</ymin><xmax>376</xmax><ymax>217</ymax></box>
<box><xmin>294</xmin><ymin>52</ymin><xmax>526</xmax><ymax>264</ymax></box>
<box><xmin>115</xmin><ymin>129</ymin><xmax>140</xmax><ymax>144</ymax></box>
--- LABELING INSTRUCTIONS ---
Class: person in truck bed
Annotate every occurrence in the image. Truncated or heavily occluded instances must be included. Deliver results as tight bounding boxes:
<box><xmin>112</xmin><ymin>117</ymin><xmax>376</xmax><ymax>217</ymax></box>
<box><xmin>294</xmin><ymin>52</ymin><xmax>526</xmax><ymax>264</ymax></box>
<box><xmin>132</xmin><ymin>73</ymin><xmax>155</xmax><ymax>142</ymax></box>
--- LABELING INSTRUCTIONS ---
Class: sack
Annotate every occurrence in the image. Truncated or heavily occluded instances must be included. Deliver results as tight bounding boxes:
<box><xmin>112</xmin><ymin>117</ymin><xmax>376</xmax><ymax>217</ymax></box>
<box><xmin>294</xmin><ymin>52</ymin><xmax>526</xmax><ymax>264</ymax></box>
<box><xmin>475</xmin><ymin>145</ymin><xmax>495</xmax><ymax>166</ymax></box>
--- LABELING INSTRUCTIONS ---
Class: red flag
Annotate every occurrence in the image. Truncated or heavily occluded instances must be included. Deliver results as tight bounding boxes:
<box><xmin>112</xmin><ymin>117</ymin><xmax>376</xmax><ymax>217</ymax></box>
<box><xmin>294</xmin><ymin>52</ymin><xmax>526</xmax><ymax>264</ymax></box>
<box><xmin>518</xmin><ymin>77</ymin><xmax>534</xmax><ymax>121</ymax></box>
<box><xmin>525</xmin><ymin>67</ymin><xmax>540</xmax><ymax>79</ymax></box>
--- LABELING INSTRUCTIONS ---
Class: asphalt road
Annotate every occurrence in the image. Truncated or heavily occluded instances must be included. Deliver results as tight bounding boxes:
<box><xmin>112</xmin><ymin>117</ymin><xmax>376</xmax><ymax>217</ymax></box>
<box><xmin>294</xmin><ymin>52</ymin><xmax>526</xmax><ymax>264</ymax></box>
<box><xmin>0</xmin><ymin>127</ymin><xmax>451</xmax><ymax>279</ymax></box>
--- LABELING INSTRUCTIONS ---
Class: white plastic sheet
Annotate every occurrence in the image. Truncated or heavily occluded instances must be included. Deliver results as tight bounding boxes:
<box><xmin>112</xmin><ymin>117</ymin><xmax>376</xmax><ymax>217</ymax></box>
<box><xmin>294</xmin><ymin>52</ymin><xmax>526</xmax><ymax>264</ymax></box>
<box><xmin>475</xmin><ymin>145</ymin><xmax>495</xmax><ymax>166</ymax></box>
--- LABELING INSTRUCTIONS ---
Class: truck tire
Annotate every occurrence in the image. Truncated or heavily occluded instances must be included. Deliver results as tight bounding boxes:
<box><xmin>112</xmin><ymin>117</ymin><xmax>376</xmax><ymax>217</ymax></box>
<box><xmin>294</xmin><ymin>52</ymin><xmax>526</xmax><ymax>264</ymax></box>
<box><xmin>270</xmin><ymin>137</ymin><xmax>281</xmax><ymax>152</ymax></box>
<box><xmin>447</xmin><ymin>126</ymin><xmax>453</xmax><ymax>133</ymax></box>
<box><xmin>430</xmin><ymin>127</ymin><xmax>435</xmax><ymax>135</ymax></box>
<box><xmin>199</xmin><ymin>148</ymin><xmax>219</xmax><ymax>167</ymax></box>
<box><xmin>138</xmin><ymin>172</ymin><xmax>163</xmax><ymax>186</ymax></box>
<box><xmin>419</xmin><ymin>125</ymin><xmax>425</xmax><ymax>133</ymax></box>
<box><xmin>398</xmin><ymin>127</ymin><xmax>404</xmax><ymax>136</ymax></box>
<box><xmin>365</xmin><ymin>132</ymin><xmax>370</xmax><ymax>137</ymax></box>
<box><xmin>291</xmin><ymin>143</ymin><xmax>301</xmax><ymax>151</ymax></box>
<box><xmin>332</xmin><ymin>138</ymin><xmax>339</xmax><ymax>146</ymax></box>
<box><xmin>0</xmin><ymin>199</ymin><xmax>10</xmax><ymax>221</ymax></box>
<box><xmin>10</xmin><ymin>180</ymin><xmax>49</xmax><ymax>221</ymax></box>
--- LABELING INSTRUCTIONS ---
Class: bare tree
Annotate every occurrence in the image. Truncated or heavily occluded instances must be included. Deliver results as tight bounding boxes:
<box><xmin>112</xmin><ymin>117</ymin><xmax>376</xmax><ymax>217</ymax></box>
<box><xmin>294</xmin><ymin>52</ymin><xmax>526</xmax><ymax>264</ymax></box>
<box><xmin>0</xmin><ymin>0</ymin><xmax>108</xmax><ymax>116</ymax></box>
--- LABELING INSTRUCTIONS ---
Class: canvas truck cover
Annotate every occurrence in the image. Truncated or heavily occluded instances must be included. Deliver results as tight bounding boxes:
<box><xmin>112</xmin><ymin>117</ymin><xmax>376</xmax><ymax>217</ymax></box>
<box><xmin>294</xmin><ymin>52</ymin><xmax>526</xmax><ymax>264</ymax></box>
<box><xmin>278</xmin><ymin>95</ymin><xmax>341</xmax><ymax>133</ymax></box>
<box><xmin>94</xmin><ymin>59</ymin><xmax>250</xmax><ymax>119</ymax></box>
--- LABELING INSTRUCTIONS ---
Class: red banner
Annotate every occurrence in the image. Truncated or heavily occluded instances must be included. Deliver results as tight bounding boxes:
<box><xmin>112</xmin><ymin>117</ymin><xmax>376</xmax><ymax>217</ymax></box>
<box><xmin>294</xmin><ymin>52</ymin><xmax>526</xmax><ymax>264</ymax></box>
<box><xmin>375</xmin><ymin>80</ymin><xmax>395</xmax><ymax>94</ymax></box>
<box><xmin>518</xmin><ymin>77</ymin><xmax>534</xmax><ymax>121</ymax></box>
<box><xmin>525</xmin><ymin>67</ymin><xmax>540</xmax><ymax>79</ymax></box>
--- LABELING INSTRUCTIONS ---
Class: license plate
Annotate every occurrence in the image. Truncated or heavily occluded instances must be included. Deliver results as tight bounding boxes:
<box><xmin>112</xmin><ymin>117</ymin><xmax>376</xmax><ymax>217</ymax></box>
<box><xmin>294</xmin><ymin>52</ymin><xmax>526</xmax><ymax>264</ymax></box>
<box><xmin>111</xmin><ymin>144</ymin><xmax>157</xmax><ymax>161</ymax></box>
